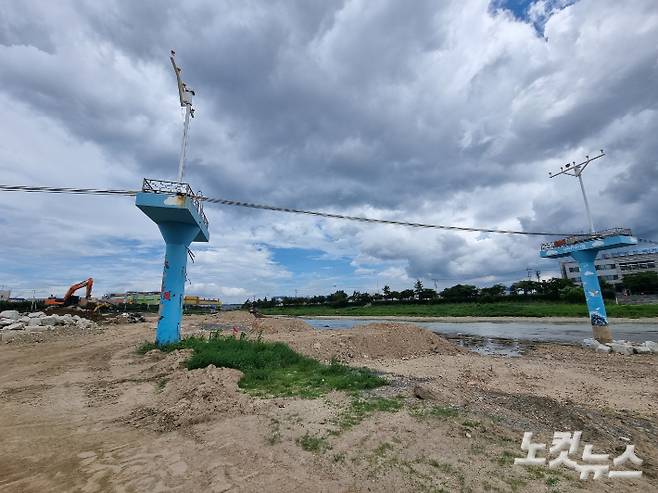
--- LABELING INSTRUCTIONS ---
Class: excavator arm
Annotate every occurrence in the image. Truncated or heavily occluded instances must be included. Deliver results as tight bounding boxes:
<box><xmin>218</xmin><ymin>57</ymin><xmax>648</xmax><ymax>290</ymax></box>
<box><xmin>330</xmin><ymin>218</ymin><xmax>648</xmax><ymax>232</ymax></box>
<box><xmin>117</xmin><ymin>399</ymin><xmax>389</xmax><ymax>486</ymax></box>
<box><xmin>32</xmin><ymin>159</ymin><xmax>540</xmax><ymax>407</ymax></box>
<box><xmin>63</xmin><ymin>278</ymin><xmax>94</xmax><ymax>303</ymax></box>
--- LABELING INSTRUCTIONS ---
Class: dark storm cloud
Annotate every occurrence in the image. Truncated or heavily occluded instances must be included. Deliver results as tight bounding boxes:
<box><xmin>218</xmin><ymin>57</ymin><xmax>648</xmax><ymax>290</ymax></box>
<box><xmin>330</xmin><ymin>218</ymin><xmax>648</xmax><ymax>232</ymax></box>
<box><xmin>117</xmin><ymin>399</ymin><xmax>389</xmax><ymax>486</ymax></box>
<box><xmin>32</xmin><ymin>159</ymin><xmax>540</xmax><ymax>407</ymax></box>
<box><xmin>1</xmin><ymin>0</ymin><xmax>657</xmax><ymax>291</ymax></box>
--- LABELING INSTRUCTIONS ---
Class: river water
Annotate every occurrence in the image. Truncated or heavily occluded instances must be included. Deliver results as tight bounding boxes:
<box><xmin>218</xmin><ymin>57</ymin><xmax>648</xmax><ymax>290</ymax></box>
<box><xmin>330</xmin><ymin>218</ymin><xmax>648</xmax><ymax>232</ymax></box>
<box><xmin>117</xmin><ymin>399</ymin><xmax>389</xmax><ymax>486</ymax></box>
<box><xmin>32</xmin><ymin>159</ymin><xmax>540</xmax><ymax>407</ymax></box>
<box><xmin>301</xmin><ymin>318</ymin><xmax>658</xmax><ymax>356</ymax></box>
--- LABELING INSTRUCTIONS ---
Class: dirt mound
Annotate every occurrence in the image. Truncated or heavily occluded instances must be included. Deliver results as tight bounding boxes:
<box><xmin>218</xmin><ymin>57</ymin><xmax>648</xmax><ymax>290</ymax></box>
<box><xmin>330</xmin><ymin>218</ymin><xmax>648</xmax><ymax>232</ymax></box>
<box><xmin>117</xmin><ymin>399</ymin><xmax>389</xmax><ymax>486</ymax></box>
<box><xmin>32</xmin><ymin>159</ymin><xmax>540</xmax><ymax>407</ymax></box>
<box><xmin>215</xmin><ymin>310</ymin><xmax>256</xmax><ymax>324</ymax></box>
<box><xmin>286</xmin><ymin>322</ymin><xmax>464</xmax><ymax>362</ymax></box>
<box><xmin>143</xmin><ymin>348</ymin><xmax>194</xmax><ymax>375</ymax></box>
<box><xmin>127</xmin><ymin>365</ymin><xmax>254</xmax><ymax>432</ymax></box>
<box><xmin>252</xmin><ymin>317</ymin><xmax>313</xmax><ymax>334</ymax></box>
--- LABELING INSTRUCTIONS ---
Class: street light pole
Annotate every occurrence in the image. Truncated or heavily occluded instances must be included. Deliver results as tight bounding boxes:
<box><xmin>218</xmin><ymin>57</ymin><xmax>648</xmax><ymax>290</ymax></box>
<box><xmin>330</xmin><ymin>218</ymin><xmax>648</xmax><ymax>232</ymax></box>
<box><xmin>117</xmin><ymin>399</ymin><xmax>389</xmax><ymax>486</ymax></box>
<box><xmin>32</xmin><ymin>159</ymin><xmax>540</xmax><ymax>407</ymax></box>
<box><xmin>548</xmin><ymin>150</ymin><xmax>604</xmax><ymax>234</ymax></box>
<box><xmin>576</xmin><ymin>167</ymin><xmax>595</xmax><ymax>234</ymax></box>
<box><xmin>170</xmin><ymin>50</ymin><xmax>196</xmax><ymax>184</ymax></box>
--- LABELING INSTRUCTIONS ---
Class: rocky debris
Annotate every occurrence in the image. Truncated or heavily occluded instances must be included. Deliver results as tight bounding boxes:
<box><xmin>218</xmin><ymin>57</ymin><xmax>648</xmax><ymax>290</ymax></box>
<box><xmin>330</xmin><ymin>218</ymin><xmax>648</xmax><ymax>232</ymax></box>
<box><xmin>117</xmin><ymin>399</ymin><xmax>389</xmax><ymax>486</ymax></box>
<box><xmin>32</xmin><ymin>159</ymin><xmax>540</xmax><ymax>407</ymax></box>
<box><xmin>4</xmin><ymin>322</ymin><xmax>25</xmax><ymax>331</ymax></box>
<box><xmin>104</xmin><ymin>312</ymin><xmax>147</xmax><ymax>324</ymax></box>
<box><xmin>0</xmin><ymin>310</ymin><xmax>20</xmax><ymax>321</ymax></box>
<box><xmin>581</xmin><ymin>338</ymin><xmax>658</xmax><ymax>355</ymax></box>
<box><xmin>0</xmin><ymin>311</ymin><xmax>99</xmax><ymax>343</ymax></box>
<box><xmin>121</xmin><ymin>312</ymin><xmax>146</xmax><ymax>323</ymax></box>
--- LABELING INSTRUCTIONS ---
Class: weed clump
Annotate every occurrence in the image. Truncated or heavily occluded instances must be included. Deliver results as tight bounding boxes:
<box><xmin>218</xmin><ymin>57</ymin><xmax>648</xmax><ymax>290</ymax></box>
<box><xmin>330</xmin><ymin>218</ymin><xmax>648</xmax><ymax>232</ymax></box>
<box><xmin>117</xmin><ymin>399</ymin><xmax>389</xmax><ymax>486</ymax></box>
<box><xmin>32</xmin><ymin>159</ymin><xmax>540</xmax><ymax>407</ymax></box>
<box><xmin>138</xmin><ymin>334</ymin><xmax>387</xmax><ymax>398</ymax></box>
<box><xmin>336</xmin><ymin>396</ymin><xmax>403</xmax><ymax>430</ymax></box>
<box><xmin>296</xmin><ymin>433</ymin><xmax>330</xmax><ymax>453</ymax></box>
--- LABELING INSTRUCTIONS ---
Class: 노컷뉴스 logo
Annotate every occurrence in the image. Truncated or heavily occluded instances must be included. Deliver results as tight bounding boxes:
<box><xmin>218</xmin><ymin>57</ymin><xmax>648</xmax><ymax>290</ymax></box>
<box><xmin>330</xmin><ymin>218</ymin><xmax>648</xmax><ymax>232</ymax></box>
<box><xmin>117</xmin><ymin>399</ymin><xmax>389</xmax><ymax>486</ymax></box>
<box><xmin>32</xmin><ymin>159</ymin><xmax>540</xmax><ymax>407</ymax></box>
<box><xmin>514</xmin><ymin>432</ymin><xmax>643</xmax><ymax>480</ymax></box>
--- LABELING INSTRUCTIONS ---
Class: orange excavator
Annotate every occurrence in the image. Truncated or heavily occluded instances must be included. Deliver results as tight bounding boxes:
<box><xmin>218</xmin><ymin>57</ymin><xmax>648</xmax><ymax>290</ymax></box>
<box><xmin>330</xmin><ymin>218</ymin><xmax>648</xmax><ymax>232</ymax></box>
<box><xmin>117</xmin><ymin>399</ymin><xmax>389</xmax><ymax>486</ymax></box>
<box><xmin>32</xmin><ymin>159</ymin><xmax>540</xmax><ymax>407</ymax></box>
<box><xmin>45</xmin><ymin>278</ymin><xmax>94</xmax><ymax>307</ymax></box>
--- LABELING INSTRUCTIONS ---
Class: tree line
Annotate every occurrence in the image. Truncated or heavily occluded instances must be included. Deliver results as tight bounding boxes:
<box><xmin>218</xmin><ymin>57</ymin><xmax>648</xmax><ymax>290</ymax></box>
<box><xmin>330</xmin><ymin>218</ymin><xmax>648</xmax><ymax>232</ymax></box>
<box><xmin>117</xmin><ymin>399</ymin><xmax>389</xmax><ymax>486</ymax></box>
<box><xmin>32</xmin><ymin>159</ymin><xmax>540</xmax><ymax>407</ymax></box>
<box><xmin>245</xmin><ymin>277</ymin><xmax>603</xmax><ymax>308</ymax></box>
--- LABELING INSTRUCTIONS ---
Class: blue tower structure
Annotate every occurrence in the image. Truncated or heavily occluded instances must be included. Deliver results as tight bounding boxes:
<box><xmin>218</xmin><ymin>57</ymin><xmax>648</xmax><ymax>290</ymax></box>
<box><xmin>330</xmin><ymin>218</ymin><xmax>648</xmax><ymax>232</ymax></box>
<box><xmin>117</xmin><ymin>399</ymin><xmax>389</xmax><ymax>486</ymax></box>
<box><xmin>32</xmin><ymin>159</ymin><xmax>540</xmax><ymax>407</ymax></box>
<box><xmin>540</xmin><ymin>230</ymin><xmax>637</xmax><ymax>343</ymax></box>
<box><xmin>136</xmin><ymin>179</ymin><xmax>209</xmax><ymax>344</ymax></box>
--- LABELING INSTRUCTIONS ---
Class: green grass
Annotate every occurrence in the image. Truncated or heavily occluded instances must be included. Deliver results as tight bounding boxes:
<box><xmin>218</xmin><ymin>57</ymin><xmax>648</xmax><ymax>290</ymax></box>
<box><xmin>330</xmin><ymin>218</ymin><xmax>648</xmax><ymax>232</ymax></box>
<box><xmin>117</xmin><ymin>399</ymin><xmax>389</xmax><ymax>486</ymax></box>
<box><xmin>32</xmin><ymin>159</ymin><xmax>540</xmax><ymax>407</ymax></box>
<box><xmin>335</xmin><ymin>396</ymin><xmax>404</xmax><ymax>430</ymax></box>
<box><xmin>261</xmin><ymin>301</ymin><xmax>658</xmax><ymax>318</ymax></box>
<box><xmin>138</xmin><ymin>335</ymin><xmax>387</xmax><ymax>398</ymax></box>
<box><xmin>296</xmin><ymin>433</ymin><xmax>330</xmax><ymax>453</ymax></box>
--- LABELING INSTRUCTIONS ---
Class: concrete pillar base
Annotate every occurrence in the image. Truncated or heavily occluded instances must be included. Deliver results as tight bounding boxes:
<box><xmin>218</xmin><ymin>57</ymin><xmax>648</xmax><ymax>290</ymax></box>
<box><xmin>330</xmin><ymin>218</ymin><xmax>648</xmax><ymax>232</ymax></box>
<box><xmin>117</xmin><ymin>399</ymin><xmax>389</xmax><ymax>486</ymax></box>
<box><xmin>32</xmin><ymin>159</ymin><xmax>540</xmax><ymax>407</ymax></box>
<box><xmin>592</xmin><ymin>325</ymin><xmax>613</xmax><ymax>344</ymax></box>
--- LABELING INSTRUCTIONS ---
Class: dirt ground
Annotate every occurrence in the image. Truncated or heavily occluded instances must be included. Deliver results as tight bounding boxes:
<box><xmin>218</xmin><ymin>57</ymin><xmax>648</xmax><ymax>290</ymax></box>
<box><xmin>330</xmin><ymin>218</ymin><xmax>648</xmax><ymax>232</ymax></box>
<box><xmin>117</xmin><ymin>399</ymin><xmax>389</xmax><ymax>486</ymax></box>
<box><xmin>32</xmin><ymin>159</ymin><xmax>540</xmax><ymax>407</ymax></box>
<box><xmin>0</xmin><ymin>312</ymin><xmax>656</xmax><ymax>492</ymax></box>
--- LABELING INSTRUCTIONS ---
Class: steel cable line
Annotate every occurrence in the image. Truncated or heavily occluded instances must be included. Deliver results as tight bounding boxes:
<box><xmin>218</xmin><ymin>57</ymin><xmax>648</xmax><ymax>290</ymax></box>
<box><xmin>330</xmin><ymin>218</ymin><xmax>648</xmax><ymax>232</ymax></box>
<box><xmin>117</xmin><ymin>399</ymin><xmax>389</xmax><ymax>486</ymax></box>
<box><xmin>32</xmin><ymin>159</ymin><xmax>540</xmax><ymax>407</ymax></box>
<box><xmin>199</xmin><ymin>196</ymin><xmax>570</xmax><ymax>236</ymax></box>
<box><xmin>0</xmin><ymin>183</ymin><xmax>612</xmax><ymax>237</ymax></box>
<box><xmin>0</xmin><ymin>184</ymin><xmax>139</xmax><ymax>196</ymax></box>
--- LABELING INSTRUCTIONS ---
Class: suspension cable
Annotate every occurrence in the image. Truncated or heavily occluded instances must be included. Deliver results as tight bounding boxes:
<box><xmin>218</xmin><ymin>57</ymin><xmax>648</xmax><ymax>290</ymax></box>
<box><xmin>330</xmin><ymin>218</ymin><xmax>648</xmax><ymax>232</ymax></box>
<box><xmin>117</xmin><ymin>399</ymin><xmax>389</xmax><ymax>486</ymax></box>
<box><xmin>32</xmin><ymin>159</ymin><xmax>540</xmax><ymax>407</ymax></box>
<box><xmin>0</xmin><ymin>183</ymin><xmax>621</xmax><ymax>237</ymax></box>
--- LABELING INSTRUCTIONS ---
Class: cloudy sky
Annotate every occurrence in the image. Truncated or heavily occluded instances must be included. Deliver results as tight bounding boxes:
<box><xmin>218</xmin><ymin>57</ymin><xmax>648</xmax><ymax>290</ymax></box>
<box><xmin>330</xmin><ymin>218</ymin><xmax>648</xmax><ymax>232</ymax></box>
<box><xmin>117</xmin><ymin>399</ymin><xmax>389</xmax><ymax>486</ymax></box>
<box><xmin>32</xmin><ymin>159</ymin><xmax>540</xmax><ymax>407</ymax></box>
<box><xmin>1</xmin><ymin>0</ymin><xmax>657</xmax><ymax>302</ymax></box>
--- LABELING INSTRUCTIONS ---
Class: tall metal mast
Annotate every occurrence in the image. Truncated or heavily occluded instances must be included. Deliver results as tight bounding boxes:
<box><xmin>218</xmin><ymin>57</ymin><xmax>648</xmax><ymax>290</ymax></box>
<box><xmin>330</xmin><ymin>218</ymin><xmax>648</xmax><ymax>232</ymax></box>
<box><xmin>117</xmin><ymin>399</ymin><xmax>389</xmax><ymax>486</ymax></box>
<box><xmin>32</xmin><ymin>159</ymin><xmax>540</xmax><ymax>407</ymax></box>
<box><xmin>548</xmin><ymin>150</ymin><xmax>605</xmax><ymax>234</ymax></box>
<box><xmin>170</xmin><ymin>50</ymin><xmax>196</xmax><ymax>183</ymax></box>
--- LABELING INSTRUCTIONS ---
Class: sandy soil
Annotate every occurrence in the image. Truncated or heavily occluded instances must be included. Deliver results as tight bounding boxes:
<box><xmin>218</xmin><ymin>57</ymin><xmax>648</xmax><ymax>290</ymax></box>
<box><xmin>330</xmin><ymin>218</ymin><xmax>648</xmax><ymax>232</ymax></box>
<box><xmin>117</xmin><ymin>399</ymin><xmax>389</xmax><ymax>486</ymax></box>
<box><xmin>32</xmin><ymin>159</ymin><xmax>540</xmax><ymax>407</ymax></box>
<box><xmin>0</xmin><ymin>312</ymin><xmax>656</xmax><ymax>492</ymax></box>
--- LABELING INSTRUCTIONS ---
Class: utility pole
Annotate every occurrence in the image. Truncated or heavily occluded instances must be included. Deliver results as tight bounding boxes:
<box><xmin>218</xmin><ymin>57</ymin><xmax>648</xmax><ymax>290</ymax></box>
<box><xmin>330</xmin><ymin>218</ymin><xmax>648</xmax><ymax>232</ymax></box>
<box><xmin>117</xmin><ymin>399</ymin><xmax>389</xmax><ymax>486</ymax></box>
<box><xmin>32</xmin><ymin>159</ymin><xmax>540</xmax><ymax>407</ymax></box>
<box><xmin>548</xmin><ymin>150</ymin><xmax>605</xmax><ymax>234</ymax></box>
<box><xmin>432</xmin><ymin>279</ymin><xmax>439</xmax><ymax>291</ymax></box>
<box><xmin>170</xmin><ymin>50</ymin><xmax>196</xmax><ymax>183</ymax></box>
<box><xmin>526</xmin><ymin>268</ymin><xmax>533</xmax><ymax>280</ymax></box>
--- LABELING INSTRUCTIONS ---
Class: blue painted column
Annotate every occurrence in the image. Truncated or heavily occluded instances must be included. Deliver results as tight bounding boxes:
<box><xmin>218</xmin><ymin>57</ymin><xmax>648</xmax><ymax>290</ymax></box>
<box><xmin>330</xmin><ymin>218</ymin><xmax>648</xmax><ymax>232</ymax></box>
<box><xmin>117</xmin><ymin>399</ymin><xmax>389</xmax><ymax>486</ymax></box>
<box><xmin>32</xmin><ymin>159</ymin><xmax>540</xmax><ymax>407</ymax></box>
<box><xmin>571</xmin><ymin>250</ymin><xmax>612</xmax><ymax>343</ymax></box>
<box><xmin>136</xmin><ymin>187</ymin><xmax>209</xmax><ymax>346</ymax></box>
<box><xmin>156</xmin><ymin>222</ymin><xmax>198</xmax><ymax>344</ymax></box>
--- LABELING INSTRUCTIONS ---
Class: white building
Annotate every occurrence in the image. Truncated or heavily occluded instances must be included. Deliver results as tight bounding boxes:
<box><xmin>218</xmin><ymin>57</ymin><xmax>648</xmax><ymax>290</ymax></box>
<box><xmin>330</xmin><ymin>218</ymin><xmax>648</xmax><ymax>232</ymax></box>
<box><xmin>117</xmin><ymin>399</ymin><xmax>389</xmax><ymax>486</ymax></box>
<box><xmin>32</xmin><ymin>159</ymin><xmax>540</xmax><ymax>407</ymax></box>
<box><xmin>560</xmin><ymin>248</ymin><xmax>658</xmax><ymax>286</ymax></box>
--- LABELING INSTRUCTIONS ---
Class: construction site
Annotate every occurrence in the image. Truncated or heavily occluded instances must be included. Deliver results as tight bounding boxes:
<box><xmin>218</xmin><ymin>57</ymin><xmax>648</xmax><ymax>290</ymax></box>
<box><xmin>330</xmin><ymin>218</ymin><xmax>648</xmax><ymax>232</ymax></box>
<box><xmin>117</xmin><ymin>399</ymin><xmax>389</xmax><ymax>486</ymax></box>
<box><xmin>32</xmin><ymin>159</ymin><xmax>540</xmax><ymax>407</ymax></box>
<box><xmin>2</xmin><ymin>2</ymin><xmax>658</xmax><ymax>492</ymax></box>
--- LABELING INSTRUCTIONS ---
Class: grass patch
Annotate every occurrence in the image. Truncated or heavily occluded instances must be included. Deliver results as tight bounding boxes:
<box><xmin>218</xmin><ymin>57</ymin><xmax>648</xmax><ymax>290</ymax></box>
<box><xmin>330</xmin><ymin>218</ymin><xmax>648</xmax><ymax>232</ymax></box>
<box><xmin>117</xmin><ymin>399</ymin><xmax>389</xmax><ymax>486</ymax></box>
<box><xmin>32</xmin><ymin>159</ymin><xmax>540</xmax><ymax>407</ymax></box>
<box><xmin>496</xmin><ymin>450</ymin><xmax>518</xmax><ymax>466</ymax></box>
<box><xmin>336</xmin><ymin>396</ymin><xmax>404</xmax><ymax>430</ymax></box>
<box><xmin>296</xmin><ymin>433</ymin><xmax>330</xmax><ymax>453</ymax></box>
<box><xmin>138</xmin><ymin>335</ymin><xmax>387</xmax><ymax>398</ymax></box>
<box><xmin>261</xmin><ymin>301</ymin><xmax>658</xmax><ymax>318</ymax></box>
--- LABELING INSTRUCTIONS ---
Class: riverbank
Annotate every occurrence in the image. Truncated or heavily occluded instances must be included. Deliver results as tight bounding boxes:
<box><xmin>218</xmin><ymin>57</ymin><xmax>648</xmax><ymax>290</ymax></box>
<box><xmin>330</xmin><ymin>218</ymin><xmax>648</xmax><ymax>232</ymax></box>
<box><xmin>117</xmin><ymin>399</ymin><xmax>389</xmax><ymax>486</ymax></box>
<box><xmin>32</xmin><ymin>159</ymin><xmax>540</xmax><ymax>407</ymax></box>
<box><xmin>261</xmin><ymin>301</ymin><xmax>658</xmax><ymax>319</ymax></box>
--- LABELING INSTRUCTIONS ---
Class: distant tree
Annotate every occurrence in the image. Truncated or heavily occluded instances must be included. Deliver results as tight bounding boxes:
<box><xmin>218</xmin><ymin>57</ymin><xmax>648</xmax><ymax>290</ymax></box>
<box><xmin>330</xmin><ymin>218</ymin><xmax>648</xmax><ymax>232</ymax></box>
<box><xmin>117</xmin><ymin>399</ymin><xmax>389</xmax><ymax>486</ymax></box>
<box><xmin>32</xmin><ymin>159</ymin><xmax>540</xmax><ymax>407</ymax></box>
<box><xmin>622</xmin><ymin>272</ymin><xmax>658</xmax><ymax>295</ymax></box>
<box><xmin>399</xmin><ymin>289</ymin><xmax>415</xmax><ymax>300</ymax></box>
<box><xmin>510</xmin><ymin>280</ymin><xmax>542</xmax><ymax>295</ymax></box>
<box><xmin>414</xmin><ymin>280</ymin><xmax>424</xmax><ymax>297</ymax></box>
<box><xmin>382</xmin><ymin>285</ymin><xmax>391</xmax><ymax>299</ymax></box>
<box><xmin>418</xmin><ymin>288</ymin><xmax>437</xmax><ymax>300</ymax></box>
<box><xmin>329</xmin><ymin>290</ymin><xmax>349</xmax><ymax>306</ymax></box>
<box><xmin>560</xmin><ymin>286</ymin><xmax>584</xmax><ymax>303</ymax></box>
<box><xmin>440</xmin><ymin>284</ymin><xmax>478</xmax><ymax>301</ymax></box>
<box><xmin>479</xmin><ymin>284</ymin><xmax>506</xmax><ymax>298</ymax></box>
<box><xmin>541</xmin><ymin>278</ymin><xmax>575</xmax><ymax>299</ymax></box>
<box><xmin>389</xmin><ymin>290</ymin><xmax>401</xmax><ymax>301</ymax></box>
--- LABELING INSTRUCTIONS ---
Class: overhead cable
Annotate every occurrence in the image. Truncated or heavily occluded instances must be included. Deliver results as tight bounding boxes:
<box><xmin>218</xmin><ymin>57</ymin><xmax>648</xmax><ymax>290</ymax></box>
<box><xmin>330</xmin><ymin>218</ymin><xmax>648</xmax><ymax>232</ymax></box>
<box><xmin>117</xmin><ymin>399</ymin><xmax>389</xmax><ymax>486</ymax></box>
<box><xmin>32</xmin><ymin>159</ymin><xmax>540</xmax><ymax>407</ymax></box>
<box><xmin>0</xmin><ymin>184</ymin><xmax>138</xmax><ymax>196</ymax></box>
<box><xmin>200</xmin><ymin>196</ymin><xmax>570</xmax><ymax>236</ymax></box>
<box><xmin>0</xmin><ymin>183</ymin><xmax>606</xmax><ymax>237</ymax></box>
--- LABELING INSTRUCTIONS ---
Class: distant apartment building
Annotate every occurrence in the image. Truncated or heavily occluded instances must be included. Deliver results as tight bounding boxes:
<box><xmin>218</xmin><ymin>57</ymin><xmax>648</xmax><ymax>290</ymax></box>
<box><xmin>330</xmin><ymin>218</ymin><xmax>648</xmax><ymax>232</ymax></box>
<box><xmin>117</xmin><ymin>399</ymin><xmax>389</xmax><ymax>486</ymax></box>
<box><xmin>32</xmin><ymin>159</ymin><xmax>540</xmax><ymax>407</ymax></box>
<box><xmin>560</xmin><ymin>248</ymin><xmax>658</xmax><ymax>286</ymax></box>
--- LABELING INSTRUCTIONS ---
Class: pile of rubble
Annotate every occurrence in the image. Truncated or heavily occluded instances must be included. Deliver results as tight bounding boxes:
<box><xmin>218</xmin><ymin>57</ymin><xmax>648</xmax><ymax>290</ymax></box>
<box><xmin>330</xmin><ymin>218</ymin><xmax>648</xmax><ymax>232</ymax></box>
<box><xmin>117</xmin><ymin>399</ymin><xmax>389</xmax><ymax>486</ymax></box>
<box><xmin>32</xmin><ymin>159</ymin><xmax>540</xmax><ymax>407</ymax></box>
<box><xmin>582</xmin><ymin>337</ymin><xmax>658</xmax><ymax>355</ymax></box>
<box><xmin>103</xmin><ymin>312</ymin><xmax>147</xmax><ymax>324</ymax></box>
<box><xmin>0</xmin><ymin>310</ymin><xmax>98</xmax><ymax>341</ymax></box>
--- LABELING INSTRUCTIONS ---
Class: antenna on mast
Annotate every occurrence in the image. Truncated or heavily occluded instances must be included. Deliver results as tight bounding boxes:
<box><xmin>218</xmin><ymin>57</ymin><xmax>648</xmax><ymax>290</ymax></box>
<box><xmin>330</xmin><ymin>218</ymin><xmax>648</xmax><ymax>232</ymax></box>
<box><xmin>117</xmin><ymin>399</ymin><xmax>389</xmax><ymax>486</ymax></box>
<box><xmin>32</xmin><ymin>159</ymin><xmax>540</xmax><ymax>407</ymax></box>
<box><xmin>547</xmin><ymin>150</ymin><xmax>605</xmax><ymax>234</ymax></box>
<box><xmin>170</xmin><ymin>50</ymin><xmax>195</xmax><ymax>183</ymax></box>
